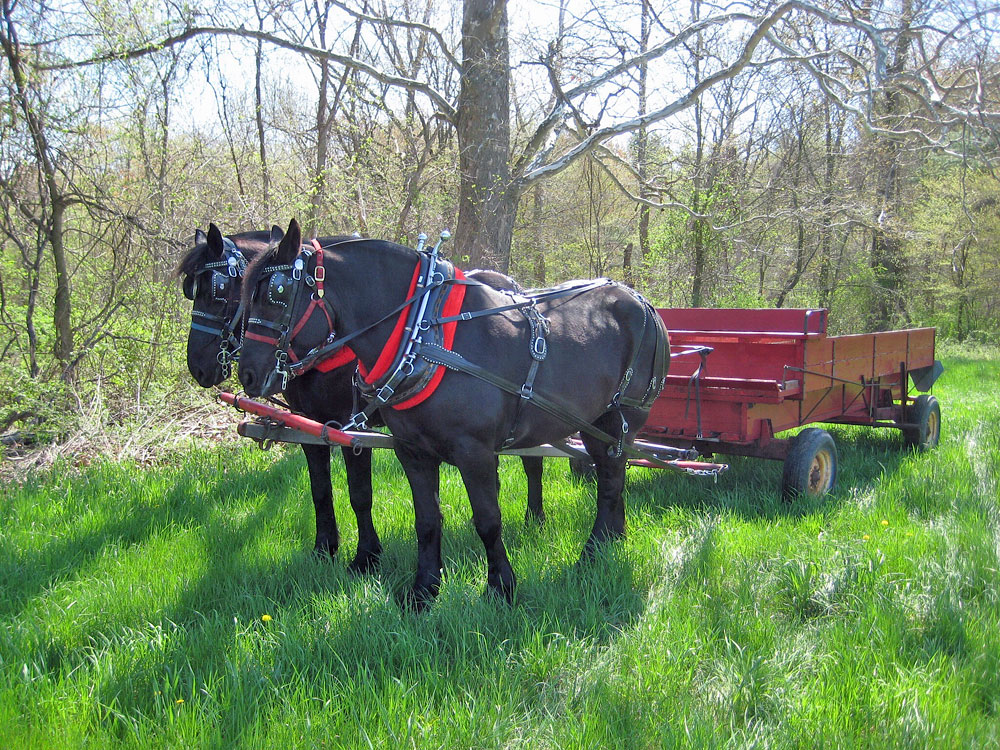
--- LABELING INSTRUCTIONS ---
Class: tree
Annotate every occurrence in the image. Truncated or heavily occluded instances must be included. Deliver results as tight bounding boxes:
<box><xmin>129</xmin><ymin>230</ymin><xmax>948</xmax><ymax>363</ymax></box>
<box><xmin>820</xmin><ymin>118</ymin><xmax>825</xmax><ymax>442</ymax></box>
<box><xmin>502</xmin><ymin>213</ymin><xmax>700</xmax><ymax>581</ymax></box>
<box><xmin>1</xmin><ymin>0</ymin><xmax>75</xmax><ymax>375</ymax></box>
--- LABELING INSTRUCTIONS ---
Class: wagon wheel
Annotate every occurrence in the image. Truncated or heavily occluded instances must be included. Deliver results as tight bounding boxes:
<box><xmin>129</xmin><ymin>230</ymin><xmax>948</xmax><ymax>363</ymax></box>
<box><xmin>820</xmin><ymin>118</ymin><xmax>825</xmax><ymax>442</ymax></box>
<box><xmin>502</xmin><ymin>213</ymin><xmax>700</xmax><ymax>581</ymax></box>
<box><xmin>903</xmin><ymin>394</ymin><xmax>941</xmax><ymax>452</ymax></box>
<box><xmin>781</xmin><ymin>428</ymin><xmax>837</xmax><ymax>502</ymax></box>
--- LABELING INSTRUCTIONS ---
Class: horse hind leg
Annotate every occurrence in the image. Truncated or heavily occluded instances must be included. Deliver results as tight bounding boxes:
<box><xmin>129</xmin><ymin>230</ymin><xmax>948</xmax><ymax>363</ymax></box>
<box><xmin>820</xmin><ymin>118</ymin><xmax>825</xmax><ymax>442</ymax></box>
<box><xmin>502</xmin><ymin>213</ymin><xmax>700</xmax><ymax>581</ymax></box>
<box><xmin>579</xmin><ymin>411</ymin><xmax>632</xmax><ymax>559</ymax></box>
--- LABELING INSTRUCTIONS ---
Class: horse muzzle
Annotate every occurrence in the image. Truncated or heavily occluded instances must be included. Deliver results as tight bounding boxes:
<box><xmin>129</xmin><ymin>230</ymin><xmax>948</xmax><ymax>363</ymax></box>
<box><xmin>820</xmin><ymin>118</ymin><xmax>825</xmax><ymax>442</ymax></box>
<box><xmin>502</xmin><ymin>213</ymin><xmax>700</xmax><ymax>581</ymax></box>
<box><xmin>238</xmin><ymin>363</ymin><xmax>280</xmax><ymax>397</ymax></box>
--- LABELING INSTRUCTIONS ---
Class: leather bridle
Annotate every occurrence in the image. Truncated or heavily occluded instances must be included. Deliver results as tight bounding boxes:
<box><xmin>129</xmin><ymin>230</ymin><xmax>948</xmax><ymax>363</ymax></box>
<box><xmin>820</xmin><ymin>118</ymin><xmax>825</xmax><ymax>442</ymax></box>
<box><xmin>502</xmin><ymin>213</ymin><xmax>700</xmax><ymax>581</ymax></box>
<box><xmin>245</xmin><ymin>238</ymin><xmax>341</xmax><ymax>393</ymax></box>
<box><xmin>186</xmin><ymin>236</ymin><xmax>248</xmax><ymax>378</ymax></box>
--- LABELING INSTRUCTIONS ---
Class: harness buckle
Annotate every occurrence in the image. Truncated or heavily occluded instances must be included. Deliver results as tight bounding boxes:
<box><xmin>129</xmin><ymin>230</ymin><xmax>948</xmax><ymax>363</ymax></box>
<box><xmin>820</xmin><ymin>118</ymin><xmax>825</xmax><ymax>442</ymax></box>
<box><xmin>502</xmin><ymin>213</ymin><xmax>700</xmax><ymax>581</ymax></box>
<box><xmin>314</xmin><ymin>265</ymin><xmax>325</xmax><ymax>282</ymax></box>
<box><xmin>532</xmin><ymin>336</ymin><xmax>547</xmax><ymax>360</ymax></box>
<box><xmin>376</xmin><ymin>384</ymin><xmax>395</xmax><ymax>403</ymax></box>
<box><xmin>520</xmin><ymin>383</ymin><xmax>533</xmax><ymax>400</ymax></box>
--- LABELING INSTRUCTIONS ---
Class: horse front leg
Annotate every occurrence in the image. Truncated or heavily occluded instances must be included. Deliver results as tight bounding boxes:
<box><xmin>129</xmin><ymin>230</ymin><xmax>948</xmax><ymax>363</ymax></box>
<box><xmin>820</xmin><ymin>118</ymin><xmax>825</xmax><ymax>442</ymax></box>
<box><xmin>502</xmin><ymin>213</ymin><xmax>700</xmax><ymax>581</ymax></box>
<box><xmin>457</xmin><ymin>449</ymin><xmax>516</xmax><ymax>603</ymax></box>
<box><xmin>301</xmin><ymin>444</ymin><xmax>338</xmax><ymax>557</ymax></box>
<box><xmin>341</xmin><ymin>446</ymin><xmax>381</xmax><ymax>573</ymax></box>
<box><xmin>521</xmin><ymin>456</ymin><xmax>545</xmax><ymax>524</ymax></box>
<box><xmin>394</xmin><ymin>443</ymin><xmax>443</xmax><ymax>609</ymax></box>
<box><xmin>580</xmin><ymin>413</ymin><xmax>630</xmax><ymax>559</ymax></box>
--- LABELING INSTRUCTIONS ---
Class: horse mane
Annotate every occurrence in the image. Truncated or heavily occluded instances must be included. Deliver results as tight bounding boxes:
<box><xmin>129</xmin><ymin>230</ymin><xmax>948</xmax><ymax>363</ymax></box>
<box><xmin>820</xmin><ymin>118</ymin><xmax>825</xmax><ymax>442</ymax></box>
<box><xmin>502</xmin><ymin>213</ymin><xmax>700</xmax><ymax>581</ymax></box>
<box><xmin>175</xmin><ymin>231</ymin><xmax>274</xmax><ymax>278</ymax></box>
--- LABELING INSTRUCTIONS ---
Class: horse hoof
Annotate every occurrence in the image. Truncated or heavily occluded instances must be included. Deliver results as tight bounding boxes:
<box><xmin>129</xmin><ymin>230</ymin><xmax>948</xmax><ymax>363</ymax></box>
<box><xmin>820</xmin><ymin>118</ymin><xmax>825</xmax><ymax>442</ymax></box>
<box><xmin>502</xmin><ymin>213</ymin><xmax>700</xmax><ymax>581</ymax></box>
<box><xmin>400</xmin><ymin>587</ymin><xmax>436</xmax><ymax>613</ymax></box>
<box><xmin>347</xmin><ymin>551</ymin><xmax>381</xmax><ymax>575</ymax></box>
<box><xmin>311</xmin><ymin>542</ymin><xmax>338</xmax><ymax>560</ymax></box>
<box><xmin>524</xmin><ymin>510</ymin><xmax>546</xmax><ymax>526</ymax></box>
<box><xmin>483</xmin><ymin>585</ymin><xmax>515</xmax><ymax>606</ymax></box>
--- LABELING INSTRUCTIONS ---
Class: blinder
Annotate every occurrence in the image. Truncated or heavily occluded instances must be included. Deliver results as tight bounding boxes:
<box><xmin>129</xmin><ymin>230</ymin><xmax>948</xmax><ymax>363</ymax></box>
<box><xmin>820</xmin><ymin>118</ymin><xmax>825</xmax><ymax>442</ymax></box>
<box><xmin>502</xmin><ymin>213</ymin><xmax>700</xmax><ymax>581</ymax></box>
<box><xmin>267</xmin><ymin>271</ymin><xmax>294</xmax><ymax>307</ymax></box>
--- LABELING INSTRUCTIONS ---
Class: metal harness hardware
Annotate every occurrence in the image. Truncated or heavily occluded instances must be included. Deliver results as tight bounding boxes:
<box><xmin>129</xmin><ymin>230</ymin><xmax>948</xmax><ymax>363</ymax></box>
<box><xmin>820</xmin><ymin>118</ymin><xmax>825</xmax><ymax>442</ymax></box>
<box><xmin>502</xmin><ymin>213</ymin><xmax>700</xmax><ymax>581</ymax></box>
<box><xmin>348</xmin><ymin>230</ymin><xmax>453</xmax><ymax>429</ymax></box>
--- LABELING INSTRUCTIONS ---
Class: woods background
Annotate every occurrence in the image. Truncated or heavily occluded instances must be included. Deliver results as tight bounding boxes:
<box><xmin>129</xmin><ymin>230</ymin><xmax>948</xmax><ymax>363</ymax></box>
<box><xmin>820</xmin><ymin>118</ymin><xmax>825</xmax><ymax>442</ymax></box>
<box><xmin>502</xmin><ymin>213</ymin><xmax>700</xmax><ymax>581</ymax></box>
<box><xmin>1</xmin><ymin>0</ymin><xmax>998</xmax><ymax>448</ymax></box>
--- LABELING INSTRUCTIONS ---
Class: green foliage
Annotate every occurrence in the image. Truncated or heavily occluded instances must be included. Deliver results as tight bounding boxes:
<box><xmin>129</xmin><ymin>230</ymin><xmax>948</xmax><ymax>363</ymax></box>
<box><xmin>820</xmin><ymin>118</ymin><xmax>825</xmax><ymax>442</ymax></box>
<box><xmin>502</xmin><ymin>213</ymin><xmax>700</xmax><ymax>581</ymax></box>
<box><xmin>0</xmin><ymin>360</ymin><xmax>74</xmax><ymax>441</ymax></box>
<box><xmin>905</xmin><ymin>166</ymin><xmax>1000</xmax><ymax>341</ymax></box>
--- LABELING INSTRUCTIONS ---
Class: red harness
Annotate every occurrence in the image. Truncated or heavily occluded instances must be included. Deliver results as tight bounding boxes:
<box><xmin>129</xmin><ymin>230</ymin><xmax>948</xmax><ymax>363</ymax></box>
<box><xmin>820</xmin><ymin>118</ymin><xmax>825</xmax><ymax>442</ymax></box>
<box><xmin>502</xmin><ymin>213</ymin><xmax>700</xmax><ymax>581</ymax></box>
<box><xmin>357</xmin><ymin>263</ymin><xmax>467</xmax><ymax>409</ymax></box>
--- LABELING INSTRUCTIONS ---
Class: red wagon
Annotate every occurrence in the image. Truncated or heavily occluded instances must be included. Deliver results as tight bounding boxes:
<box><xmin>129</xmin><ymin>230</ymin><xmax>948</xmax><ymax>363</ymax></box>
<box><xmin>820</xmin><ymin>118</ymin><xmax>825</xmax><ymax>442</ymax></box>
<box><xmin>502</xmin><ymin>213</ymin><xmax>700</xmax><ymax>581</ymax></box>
<box><xmin>639</xmin><ymin>308</ymin><xmax>942</xmax><ymax>498</ymax></box>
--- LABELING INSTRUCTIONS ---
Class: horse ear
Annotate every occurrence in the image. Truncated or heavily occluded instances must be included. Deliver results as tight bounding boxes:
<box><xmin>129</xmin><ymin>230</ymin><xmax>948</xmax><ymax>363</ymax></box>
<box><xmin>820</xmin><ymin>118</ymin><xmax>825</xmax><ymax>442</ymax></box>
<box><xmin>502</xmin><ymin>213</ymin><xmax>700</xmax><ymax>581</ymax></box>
<box><xmin>195</xmin><ymin>228</ymin><xmax>207</xmax><ymax>245</ymax></box>
<box><xmin>206</xmin><ymin>223</ymin><xmax>225</xmax><ymax>260</ymax></box>
<box><xmin>269</xmin><ymin>224</ymin><xmax>284</xmax><ymax>249</ymax></box>
<box><xmin>275</xmin><ymin>218</ymin><xmax>301</xmax><ymax>263</ymax></box>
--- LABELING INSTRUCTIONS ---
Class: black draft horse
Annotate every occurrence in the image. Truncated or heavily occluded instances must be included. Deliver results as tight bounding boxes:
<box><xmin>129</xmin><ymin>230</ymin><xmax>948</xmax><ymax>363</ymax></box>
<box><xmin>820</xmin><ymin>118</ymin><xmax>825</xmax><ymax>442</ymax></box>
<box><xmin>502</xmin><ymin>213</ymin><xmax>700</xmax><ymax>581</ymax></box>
<box><xmin>179</xmin><ymin>224</ymin><xmax>545</xmax><ymax>571</ymax></box>
<box><xmin>238</xmin><ymin>219</ymin><xmax>668</xmax><ymax>606</ymax></box>
<box><xmin>179</xmin><ymin>224</ymin><xmax>382</xmax><ymax>571</ymax></box>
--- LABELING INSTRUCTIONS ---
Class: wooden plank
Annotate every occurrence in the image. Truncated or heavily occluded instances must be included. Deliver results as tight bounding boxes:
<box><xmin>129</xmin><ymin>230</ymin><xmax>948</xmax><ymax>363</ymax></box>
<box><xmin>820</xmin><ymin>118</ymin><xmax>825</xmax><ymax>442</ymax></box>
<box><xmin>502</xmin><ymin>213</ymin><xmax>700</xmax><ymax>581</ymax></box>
<box><xmin>659</xmin><ymin>308</ymin><xmax>827</xmax><ymax>334</ymax></box>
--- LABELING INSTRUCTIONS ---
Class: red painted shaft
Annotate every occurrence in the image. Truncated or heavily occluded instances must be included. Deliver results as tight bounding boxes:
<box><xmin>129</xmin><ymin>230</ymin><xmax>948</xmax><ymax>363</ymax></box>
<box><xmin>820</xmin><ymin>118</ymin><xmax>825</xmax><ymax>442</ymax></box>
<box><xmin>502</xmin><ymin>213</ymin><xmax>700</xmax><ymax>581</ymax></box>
<box><xmin>218</xmin><ymin>392</ymin><xmax>356</xmax><ymax>448</ymax></box>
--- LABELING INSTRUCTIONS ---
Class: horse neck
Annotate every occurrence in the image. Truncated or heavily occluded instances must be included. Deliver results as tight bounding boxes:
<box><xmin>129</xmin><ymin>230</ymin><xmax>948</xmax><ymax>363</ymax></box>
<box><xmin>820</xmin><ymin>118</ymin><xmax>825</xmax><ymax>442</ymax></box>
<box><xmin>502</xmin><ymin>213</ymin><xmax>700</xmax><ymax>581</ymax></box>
<box><xmin>325</xmin><ymin>242</ymin><xmax>421</xmax><ymax>371</ymax></box>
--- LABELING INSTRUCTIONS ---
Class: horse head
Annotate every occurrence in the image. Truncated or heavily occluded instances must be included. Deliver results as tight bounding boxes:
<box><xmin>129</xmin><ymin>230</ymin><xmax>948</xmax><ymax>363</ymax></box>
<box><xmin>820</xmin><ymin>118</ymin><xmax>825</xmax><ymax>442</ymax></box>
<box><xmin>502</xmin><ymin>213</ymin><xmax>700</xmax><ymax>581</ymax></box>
<box><xmin>178</xmin><ymin>223</ymin><xmax>258</xmax><ymax>387</ymax></box>
<box><xmin>239</xmin><ymin>218</ymin><xmax>349</xmax><ymax>397</ymax></box>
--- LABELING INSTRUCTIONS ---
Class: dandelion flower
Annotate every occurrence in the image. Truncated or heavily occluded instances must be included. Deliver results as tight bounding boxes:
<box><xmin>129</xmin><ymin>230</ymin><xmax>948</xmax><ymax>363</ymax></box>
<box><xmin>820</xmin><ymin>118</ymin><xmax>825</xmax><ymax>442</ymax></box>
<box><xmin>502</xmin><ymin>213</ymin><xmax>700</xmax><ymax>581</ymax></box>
<box><xmin>176</xmin><ymin>699</ymin><xmax>185</xmax><ymax>705</ymax></box>
<box><xmin>261</xmin><ymin>614</ymin><xmax>273</xmax><ymax>622</ymax></box>
<box><xmin>881</xmin><ymin>519</ymin><xmax>889</xmax><ymax>527</ymax></box>
<box><xmin>863</xmin><ymin>534</ymin><xmax>871</xmax><ymax>541</ymax></box>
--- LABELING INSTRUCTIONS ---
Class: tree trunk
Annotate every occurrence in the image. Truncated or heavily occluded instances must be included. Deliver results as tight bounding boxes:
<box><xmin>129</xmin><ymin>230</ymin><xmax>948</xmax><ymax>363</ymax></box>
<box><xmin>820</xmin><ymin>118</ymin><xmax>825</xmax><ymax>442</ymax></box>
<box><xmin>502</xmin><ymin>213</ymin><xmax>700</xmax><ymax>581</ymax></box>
<box><xmin>635</xmin><ymin>0</ymin><xmax>651</xmax><ymax>284</ymax></box>
<box><xmin>532</xmin><ymin>182</ymin><xmax>546</xmax><ymax>285</ymax></box>
<box><xmin>50</xmin><ymin>201</ymin><xmax>72</xmax><ymax>370</ymax></box>
<box><xmin>456</xmin><ymin>0</ymin><xmax>515</xmax><ymax>272</ymax></box>
<box><xmin>818</xmin><ymin>98</ymin><xmax>835</xmax><ymax>310</ymax></box>
<box><xmin>689</xmin><ymin>0</ymin><xmax>707</xmax><ymax>308</ymax></box>
<box><xmin>869</xmin><ymin>0</ymin><xmax>913</xmax><ymax>330</ymax></box>
<box><xmin>309</xmin><ymin>54</ymin><xmax>330</xmax><ymax>237</ymax></box>
<box><xmin>1</xmin><ymin>5</ymin><xmax>73</xmax><ymax>375</ymax></box>
<box><xmin>255</xmin><ymin>36</ymin><xmax>270</xmax><ymax>212</ymax></box>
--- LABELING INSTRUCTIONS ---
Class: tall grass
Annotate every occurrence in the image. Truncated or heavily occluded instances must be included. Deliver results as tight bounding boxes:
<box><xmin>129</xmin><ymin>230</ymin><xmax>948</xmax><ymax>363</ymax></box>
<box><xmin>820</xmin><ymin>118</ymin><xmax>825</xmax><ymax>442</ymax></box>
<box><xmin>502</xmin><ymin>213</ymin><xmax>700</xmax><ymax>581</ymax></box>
<box><xmin>1</xmin><ymin>348</ymin><xmax>998</xmax><ymax>748</ymax></box>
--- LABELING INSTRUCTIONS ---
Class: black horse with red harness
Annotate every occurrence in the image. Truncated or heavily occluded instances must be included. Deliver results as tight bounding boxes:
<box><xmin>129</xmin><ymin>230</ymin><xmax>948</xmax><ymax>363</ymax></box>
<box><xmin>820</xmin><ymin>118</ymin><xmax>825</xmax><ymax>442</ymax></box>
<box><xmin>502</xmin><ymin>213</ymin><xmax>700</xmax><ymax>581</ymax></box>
<box><xmin>238</xmin><ymin>218</ymin><xmax>670</xmax><ymax>607</ymax></box>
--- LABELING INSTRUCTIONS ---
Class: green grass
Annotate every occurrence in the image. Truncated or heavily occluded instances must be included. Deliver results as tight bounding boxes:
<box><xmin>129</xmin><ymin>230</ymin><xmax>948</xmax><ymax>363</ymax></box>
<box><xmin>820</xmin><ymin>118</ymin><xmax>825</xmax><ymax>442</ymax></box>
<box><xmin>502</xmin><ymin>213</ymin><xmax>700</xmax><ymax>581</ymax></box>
<box><xmin>2</xmin><ymin>348</ymin><xmax>998</xmax><ymax>748</ymax></box>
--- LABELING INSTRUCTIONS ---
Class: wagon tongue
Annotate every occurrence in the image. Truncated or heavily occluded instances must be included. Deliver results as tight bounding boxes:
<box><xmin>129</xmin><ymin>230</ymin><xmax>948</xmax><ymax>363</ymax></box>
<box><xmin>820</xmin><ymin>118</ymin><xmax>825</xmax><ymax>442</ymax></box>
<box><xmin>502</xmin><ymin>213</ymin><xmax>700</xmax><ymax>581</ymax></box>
<box><xmin>217</xmin><ymin>392</ymin><xmax>729</xmax><ymax>478</ymax></box>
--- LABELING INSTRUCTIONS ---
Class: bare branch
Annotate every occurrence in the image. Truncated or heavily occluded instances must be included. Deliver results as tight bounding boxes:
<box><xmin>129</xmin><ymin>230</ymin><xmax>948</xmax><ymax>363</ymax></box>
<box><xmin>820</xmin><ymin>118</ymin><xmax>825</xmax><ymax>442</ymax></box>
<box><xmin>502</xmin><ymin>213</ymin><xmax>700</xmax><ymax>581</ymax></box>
<box><xmin>329</xmin><ymin>0</ymin><xmax>461</xmax><ymax>72</ymax></box>
<box><xmin>37</xmin><ymin>24</ymin><xmax>458</xmax><ymax>121</ymax></box>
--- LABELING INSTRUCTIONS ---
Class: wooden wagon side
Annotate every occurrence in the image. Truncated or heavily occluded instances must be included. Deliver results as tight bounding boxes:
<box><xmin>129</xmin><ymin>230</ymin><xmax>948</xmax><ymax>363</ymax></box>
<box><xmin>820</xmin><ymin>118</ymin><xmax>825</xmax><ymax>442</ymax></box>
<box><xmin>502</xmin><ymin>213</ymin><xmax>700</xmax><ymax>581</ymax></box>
<box><xmin>640</xmin><ymin>308</ymin><xmax>942</xmax><ymax>498</ymax></box>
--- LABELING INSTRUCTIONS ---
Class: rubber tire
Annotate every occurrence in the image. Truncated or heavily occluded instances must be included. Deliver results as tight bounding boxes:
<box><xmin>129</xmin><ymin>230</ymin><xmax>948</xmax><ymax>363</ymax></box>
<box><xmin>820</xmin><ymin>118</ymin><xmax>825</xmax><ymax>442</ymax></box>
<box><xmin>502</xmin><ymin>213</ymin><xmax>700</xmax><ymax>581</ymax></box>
<box><xmin>903</xmin><ymin>394</ymin><xmax>941</xmax><ymax>452</ymax></box>
<box><xmin>781</xmin><ymin>428</ymin><xmax>837</xmax><ymax>502</ymax></box>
